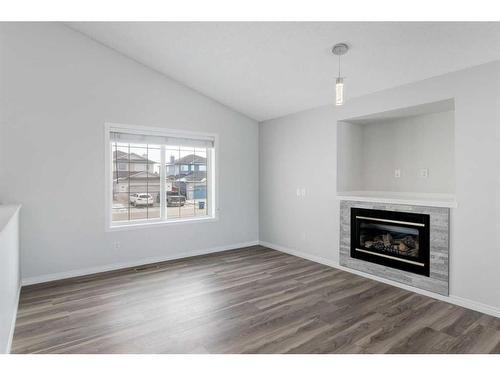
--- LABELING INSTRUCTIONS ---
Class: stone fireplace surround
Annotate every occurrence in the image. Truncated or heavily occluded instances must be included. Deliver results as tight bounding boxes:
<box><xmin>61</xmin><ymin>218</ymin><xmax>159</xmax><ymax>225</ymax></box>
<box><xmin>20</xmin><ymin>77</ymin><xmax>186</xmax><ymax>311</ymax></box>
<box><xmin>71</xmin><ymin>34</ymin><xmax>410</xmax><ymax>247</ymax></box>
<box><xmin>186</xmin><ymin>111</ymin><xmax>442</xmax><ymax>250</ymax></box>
<box><xmin>340</xmin><ymin>200</ymin><xmax>450</xmax><ymax>296</ymax></box>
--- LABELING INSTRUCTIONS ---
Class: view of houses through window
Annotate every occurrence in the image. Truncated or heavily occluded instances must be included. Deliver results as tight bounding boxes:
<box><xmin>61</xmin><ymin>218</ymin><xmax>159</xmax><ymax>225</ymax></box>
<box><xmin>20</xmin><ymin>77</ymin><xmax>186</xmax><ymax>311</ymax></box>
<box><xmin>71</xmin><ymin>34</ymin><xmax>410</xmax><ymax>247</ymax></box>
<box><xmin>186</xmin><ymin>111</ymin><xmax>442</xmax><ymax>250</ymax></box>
<box><xmin>165</xmin><ymin>146</ymin><xmax>208</xmax><ymax>219</ymax></box>
<box><xmin>111</xmin><ymin>141</ymin><xmax>210</xmax><ymax>224</ymax></box>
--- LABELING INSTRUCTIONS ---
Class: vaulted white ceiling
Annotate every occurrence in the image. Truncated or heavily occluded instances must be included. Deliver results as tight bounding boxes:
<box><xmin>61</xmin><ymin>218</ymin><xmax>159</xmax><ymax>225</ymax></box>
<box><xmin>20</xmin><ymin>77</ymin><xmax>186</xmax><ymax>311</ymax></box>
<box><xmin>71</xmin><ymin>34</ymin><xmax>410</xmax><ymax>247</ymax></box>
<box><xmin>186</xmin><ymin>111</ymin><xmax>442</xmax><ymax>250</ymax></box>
<box><xmin>68</xmin><ymin>22</ymin><xmax>500</xmax><ymax>121</ymax></box>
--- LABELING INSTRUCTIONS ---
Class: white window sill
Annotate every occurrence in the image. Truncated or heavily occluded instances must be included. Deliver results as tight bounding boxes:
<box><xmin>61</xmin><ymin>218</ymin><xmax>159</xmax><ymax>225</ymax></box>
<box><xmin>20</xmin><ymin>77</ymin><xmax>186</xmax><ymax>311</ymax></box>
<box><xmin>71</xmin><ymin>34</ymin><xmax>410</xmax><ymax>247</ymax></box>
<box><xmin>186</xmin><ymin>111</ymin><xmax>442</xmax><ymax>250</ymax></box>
<box><xmin>106</xmin><ymin>215</ymin><xmax>219</xmax><ymax>232</ymax></box>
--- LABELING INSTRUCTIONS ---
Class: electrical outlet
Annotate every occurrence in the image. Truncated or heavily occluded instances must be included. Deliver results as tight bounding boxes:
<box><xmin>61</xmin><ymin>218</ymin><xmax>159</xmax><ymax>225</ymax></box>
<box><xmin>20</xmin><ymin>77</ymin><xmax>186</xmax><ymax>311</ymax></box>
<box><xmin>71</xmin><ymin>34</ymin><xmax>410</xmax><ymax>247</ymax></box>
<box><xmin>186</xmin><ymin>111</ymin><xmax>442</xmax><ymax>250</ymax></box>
<box><xmin>420</xmin><ymin>168</ymin><xmax>429</xmax><ymax>178</ymax></box>
<box><xmin>296</xmin><ymin>188</ymin><xmax>301</xmax><ymax>197</ymax></box>
<box><xmin>394</xmin><ymin>169</ymin><xmax>401</xmax><ymax>178</ymax></box>
<box><xmin>113</xmin><ymin>241</ymin><xmax>121</xmax><ymax>250</ymax></box>
<box><xmin>301</xmin><ymin>188</ymin><xmax>306</xmax><ymax>197</ymax></box>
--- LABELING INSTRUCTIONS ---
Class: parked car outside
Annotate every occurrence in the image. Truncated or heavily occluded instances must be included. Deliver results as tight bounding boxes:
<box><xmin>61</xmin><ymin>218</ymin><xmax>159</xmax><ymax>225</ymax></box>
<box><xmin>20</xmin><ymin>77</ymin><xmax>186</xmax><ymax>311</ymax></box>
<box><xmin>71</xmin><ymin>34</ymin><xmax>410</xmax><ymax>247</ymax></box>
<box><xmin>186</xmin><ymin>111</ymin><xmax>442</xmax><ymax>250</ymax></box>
<box><xmin>130</xmin><ymin>193</ymin><xmax>154</xmax><ymax>207</ymax></box>
<box><xmin>167</xmin><ymin>194</ymin><xmax>186</xmax><ymax>207</ymax></box>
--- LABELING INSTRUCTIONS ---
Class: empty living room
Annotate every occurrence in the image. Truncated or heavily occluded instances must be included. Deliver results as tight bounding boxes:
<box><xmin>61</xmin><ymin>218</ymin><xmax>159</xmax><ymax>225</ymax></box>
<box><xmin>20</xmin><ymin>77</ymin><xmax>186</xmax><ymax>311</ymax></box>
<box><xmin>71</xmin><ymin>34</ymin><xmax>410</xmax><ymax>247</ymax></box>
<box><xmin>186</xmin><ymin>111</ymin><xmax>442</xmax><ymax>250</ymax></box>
<box><xmin>1</xmin><ymin>1</ymin><xmax>499</xmax><ymax>373</ymax></box>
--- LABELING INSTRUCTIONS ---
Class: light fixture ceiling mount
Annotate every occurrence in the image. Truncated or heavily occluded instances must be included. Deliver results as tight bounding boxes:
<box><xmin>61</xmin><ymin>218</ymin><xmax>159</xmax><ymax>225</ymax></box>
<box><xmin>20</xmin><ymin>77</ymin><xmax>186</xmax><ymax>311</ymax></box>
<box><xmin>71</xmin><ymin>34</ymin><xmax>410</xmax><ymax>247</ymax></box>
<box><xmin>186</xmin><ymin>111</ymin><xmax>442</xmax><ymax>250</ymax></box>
<box><xmin>332</xmin><ymin>43</ymin><xmax>349</xmax><ymax>106</ymax></box>
<box><xmin>332</xmin><ymin>43</ymin><xmax>349</xmax><ymax>56</ymax></box>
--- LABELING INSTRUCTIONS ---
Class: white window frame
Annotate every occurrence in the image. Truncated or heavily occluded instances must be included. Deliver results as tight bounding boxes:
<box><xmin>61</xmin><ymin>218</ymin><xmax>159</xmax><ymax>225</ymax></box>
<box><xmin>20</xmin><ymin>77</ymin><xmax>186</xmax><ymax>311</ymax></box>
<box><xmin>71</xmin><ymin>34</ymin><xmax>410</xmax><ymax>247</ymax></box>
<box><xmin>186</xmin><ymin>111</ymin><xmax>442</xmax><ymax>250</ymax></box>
<box><xmin>104</xmin><ymin>122</ymin><xmax>219</xmax><ymax>231</ymax></box>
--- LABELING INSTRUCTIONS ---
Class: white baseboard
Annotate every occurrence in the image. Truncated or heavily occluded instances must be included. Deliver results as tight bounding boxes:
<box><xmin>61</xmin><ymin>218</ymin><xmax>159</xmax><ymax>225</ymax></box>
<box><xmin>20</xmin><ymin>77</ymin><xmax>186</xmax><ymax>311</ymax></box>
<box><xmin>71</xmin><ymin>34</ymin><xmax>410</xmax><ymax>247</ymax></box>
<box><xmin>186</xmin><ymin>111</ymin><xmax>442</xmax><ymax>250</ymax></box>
<box><xmin>6</xmin><ymin>284</ymin><xmax>21</xmax><ymax>354</ymax></box>
<box><xmin>446</xmin><ymin>296</ymin><xmax>500</xmax><ymax>319</ymax></box>
<box><xmin>259</xmin><ymin>240</ymin><xmax>500</xmax><ymax>319</ymax></box>
<box><xmin>22</xmin><ymin>241</ymin><xmax>259</xmax><ymax>286</ymax></box>
<box><xmin>259</xmin><ymin>241</ymin><xmax>338</xmax><ymax>268</ymax></box>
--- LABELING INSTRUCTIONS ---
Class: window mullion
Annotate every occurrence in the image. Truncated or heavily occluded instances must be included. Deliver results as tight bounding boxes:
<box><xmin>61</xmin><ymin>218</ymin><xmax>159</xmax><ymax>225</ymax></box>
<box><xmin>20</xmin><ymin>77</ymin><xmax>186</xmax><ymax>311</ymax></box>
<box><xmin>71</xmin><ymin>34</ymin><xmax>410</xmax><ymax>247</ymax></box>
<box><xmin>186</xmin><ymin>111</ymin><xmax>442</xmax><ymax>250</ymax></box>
<box><xmin>160</xmin><ymin>144</ymin><xmax>166</xmax><ymax>221</ymax></box>
<box><xmin>206</xmin><ymin>147</ymin><xmax>212</xmax><ymax>217</ymax></box>
<box><xmin>128</xmin><ymin>143</ymin><xmax>131</xmax><ymax>221</ymax></box>
<box><xmin>207</xmin><ymin>147</ymin><xmax>211</xmax><ymax>216</ymax></box>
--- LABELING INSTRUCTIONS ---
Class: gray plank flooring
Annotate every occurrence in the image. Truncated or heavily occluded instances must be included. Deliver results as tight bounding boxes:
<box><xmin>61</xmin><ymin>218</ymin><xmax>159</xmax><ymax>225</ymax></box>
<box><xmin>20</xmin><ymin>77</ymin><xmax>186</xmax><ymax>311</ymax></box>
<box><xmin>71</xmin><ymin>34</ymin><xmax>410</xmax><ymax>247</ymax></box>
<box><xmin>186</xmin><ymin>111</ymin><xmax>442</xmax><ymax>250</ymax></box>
<box><xmin>11</xmin><ymin>246</ymin><xmax>500</xmax><ymax>354</ymax></box>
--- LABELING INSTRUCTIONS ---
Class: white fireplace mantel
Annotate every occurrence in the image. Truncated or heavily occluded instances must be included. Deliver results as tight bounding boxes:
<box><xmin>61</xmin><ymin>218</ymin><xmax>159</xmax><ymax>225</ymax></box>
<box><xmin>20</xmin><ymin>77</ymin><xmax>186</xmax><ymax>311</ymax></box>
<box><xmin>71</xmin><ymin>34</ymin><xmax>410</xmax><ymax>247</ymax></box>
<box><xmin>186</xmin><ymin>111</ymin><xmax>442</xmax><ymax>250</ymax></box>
<box><xmin>336</xmin><ymin>191</ymin><xmax>457</xmax><ymax>208</ymax></box>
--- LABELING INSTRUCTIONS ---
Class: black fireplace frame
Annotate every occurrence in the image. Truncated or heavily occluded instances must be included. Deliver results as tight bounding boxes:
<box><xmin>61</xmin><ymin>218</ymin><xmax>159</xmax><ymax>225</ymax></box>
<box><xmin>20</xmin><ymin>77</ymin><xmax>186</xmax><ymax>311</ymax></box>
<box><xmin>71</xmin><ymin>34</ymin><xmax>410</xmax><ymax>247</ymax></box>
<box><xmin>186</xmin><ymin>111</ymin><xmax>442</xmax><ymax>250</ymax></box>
<box><xmin>350</xmin><ymin>207</ymin><xmax>430</xmax><ymax>277</ymax></box>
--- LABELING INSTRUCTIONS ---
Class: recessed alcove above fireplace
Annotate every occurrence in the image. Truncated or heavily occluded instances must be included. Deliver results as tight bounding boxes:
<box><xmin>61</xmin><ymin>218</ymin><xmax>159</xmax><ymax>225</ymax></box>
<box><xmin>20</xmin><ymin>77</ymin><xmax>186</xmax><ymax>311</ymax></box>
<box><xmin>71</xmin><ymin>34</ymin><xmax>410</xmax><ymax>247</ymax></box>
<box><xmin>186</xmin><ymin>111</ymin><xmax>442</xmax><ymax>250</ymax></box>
<box><xmin>336</xmin><ymin>100</ymin><xmax>454</xmax><ymax>295</ymax></box>
<box><xmin>337</xmin><ymin>99</ymin><xmax>456</xmax><ymax>207</ymax></box>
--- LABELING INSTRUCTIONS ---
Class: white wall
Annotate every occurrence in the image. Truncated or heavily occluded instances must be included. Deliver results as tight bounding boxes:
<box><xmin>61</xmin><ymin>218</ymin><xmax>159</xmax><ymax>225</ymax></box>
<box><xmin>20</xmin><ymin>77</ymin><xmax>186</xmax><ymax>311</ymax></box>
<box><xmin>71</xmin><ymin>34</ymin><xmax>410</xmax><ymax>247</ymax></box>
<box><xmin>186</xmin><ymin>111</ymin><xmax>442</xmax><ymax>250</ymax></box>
<box><xmin>259</xmin><ymin>106</ymin><xmax>337</xmax><ymax>258</ymax></box>
<box><xmin>0</xmin><ymin>206</ymin><xmax>20</xmax><ymax>353</ymax></box>
<box><xmin>260</xmin><ymin>61</ymin><xmax>500</xmax><ymax>312</ymax></box>
<box><xmin>337</xmin><ymin>121</ymin><xmax>363</xmax><ymax>191</ymax></box>
<box><xmin>0</xmin><ymin>23</ymin><xmax>259</xmax><ymax>282</ymax></box>
<box><xmin>338</xmin><ymin>111</ymin><xmax>455</xmax><ymax>193</ymax></box>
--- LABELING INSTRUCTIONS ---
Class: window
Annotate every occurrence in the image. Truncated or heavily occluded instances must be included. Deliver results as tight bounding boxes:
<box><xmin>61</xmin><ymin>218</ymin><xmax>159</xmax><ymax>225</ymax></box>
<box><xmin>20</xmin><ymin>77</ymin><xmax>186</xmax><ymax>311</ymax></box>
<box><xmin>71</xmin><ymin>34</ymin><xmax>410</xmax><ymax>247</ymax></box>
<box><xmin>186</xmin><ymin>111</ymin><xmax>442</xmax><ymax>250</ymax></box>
<box><xmin>106</xmin><ymin>124</ymin><xmax>216</xmax><ymax>228</ymax></box>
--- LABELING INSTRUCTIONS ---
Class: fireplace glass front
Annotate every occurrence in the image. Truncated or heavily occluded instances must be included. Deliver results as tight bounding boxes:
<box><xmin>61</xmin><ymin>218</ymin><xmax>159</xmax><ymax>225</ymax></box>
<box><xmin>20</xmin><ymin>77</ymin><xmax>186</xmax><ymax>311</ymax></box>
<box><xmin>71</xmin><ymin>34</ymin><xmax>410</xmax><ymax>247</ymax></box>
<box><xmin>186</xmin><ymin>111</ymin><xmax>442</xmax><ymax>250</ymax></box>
<box><xmin>350</xmin><ymin>208</ymin><xmax>430</xmax><ymax>276</ymax></box>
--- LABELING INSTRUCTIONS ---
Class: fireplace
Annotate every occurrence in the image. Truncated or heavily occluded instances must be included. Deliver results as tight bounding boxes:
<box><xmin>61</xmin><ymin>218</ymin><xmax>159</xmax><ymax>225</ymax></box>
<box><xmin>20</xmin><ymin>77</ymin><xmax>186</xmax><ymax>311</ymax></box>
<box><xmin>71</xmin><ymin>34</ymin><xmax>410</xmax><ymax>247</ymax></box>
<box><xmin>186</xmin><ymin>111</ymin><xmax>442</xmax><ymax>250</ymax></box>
<box><xmin>350</xmin><ymin>208</ymin><xmax>430</xmax><ymax>276</ymax></box>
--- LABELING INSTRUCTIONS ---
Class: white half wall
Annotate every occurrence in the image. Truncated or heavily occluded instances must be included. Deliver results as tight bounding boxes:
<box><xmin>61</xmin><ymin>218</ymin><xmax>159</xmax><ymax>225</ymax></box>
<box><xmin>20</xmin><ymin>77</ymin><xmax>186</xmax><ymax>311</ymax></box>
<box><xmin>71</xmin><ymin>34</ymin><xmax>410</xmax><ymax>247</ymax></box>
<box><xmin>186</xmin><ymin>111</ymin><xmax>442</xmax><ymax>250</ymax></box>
<box><xmin>0</xmin><ymin>23</ymin><xmax>259</xmax><ymax>281</ymax></box>
<box><xmin>260</xmin><ymin>61</ymin><xmax>500</xmax><ymax>312</ymax></box>
<box><xmin>0</xmin><ymin>205</ymin><xmax>20</xmax><ymax>353</ymax></box>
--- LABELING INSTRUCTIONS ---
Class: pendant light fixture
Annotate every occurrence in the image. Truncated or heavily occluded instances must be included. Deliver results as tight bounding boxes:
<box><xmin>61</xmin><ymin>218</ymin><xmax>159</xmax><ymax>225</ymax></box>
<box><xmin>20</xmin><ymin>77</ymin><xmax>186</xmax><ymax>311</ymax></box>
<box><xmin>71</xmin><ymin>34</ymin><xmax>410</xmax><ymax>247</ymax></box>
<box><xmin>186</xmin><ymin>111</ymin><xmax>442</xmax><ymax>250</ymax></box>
<box><xmin>332</xmin><ymin>43</ymin><xmax>349</xmax><ymax>106</ymax></box>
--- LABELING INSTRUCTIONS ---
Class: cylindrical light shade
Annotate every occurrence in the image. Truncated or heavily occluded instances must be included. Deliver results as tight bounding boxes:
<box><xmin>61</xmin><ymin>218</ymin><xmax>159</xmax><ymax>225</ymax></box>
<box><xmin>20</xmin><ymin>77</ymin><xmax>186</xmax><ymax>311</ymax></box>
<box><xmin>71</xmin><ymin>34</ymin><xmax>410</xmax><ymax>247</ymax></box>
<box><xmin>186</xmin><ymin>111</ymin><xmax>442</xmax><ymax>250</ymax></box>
<box><xmin>335</xmin><ymin>77</ymin><xmax>344</xmax><ymax>106</ymax></box>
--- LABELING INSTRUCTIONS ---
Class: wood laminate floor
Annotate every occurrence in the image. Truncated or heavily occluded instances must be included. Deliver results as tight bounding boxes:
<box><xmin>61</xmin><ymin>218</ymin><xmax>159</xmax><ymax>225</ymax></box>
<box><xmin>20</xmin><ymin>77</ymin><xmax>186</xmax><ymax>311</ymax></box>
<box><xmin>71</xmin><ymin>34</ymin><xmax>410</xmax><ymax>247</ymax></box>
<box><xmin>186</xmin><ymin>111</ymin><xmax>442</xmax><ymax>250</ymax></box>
<box><xmin>12</xmin><ymin>246</ymin><xmax>500</xmax><ymax>354</ymax></box>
